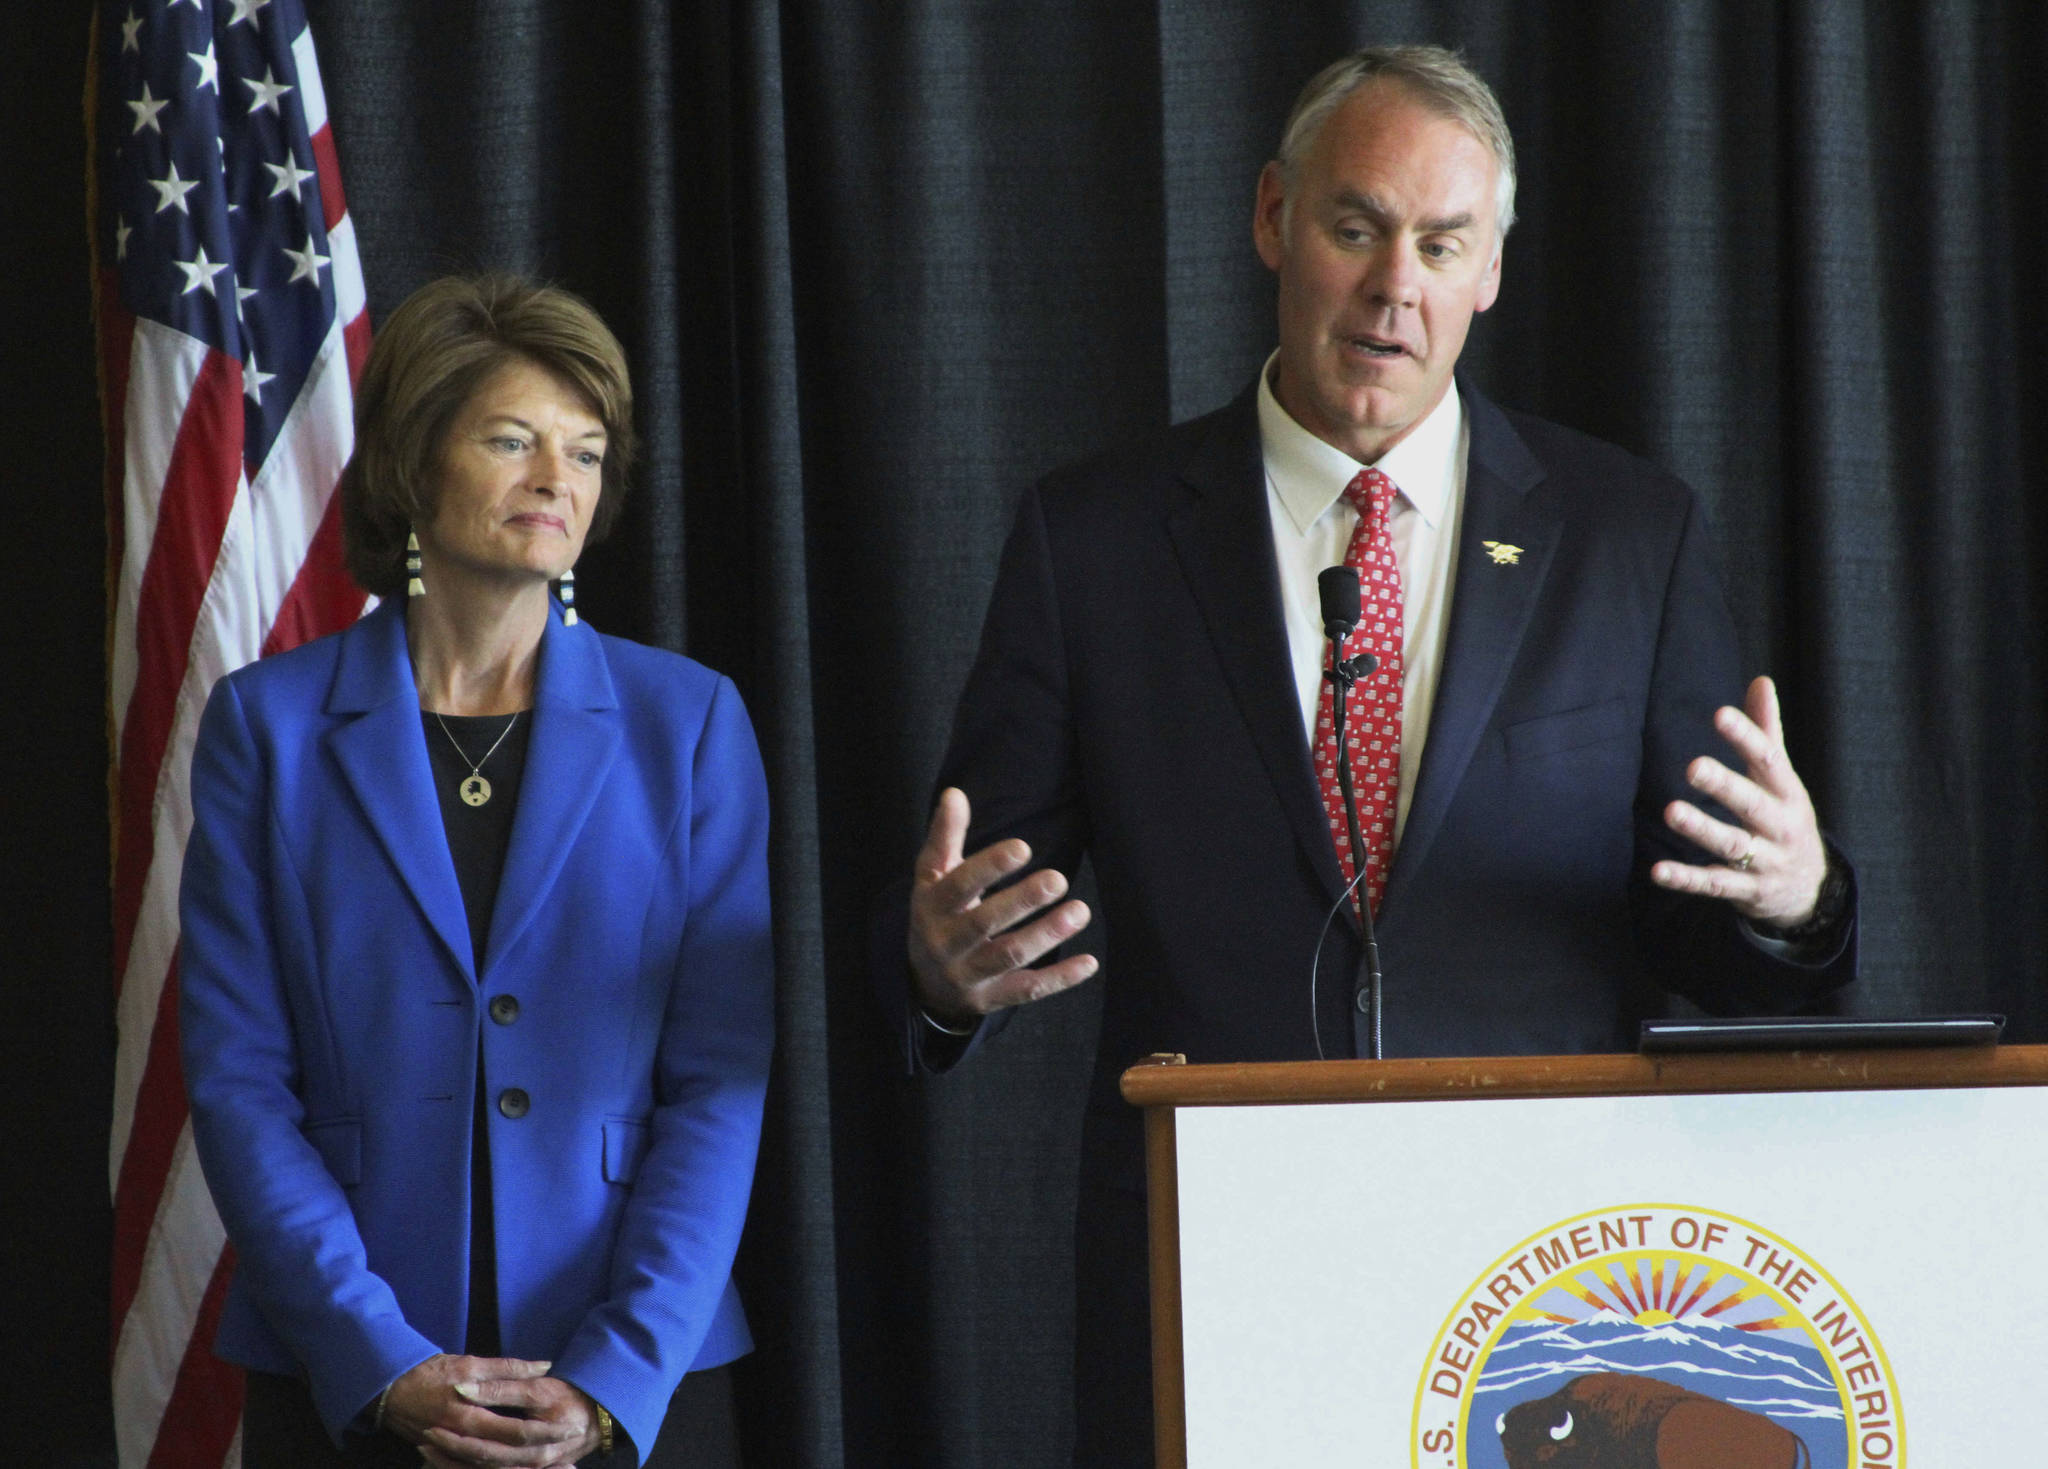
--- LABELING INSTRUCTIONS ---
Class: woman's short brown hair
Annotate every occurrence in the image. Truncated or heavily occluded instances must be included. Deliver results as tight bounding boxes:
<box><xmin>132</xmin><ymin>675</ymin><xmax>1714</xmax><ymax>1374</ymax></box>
<box><xmin>339</xmin><ymin>273</ymin><xmax>638</xmax><ymax>598</ymax></box>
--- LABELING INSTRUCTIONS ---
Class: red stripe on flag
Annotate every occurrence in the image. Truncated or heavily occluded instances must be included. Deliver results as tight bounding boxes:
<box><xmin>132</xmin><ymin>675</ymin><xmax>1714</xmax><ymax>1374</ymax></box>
<box><xmin>343</xmin><ymin>307</ymin><xmax>372</xmax><ymax>388</ymax></box>
<box><xmin>143</xmin><ymin>1247</ymin><xmax>244</xmax><ymax>1469</ymax></box>
<box><xmin>263</xmin><ymin>493</ymin><xmax>365</xmax><ymax>657</ymax></box>
<box><xmin>99</xmin><ymin>271</ymin><xmax>137</xmax><ymax>580</ymax></box>
<box><xmin>111</xmin><ymin>352</ymin><xmax>244</xmax><ymax>993</ymax></box>
<box><xmin>309</xmin><ymin>123</ymin><xmax>348</xmax><ymax>235</ymax></box>
<box><xmin>110</xmin><ymin>955</ymin><xmax>190</xmax><ymax>1340</ymax></box>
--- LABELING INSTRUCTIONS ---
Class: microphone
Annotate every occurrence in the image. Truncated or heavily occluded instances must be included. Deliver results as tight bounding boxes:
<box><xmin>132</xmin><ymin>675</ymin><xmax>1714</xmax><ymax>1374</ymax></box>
<box><xmin>1317</xmin><ymin>567</ymin><xmax>1377</xmax><ymax>683</ymax></box>
<box><xmin>1310</xmin><ymin>564</ymin><xmax>1387</xmax><ymax>1062</ymax></box>
<box><xmin>1318</xmin><ymin>565</ymin><xmax>1358</xmax><ymax>640</ymax></box>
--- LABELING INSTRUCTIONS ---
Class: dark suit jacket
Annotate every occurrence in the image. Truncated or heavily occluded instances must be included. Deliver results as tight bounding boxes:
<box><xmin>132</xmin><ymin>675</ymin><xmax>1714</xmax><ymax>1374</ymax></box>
<box><xmin>903</xmin><ymin>376</ymin><xmax>1854</xmax><ymax>1175</ymax></box>
<box><xmin>179</xmin><ymin>599</ymin><xmax>775</xmax><ymax>1452</ymax></box>
<box><xmin>887</xmin><ymin>377</ymin><xmax>1856</xmax><ymax>1461</ymax></box>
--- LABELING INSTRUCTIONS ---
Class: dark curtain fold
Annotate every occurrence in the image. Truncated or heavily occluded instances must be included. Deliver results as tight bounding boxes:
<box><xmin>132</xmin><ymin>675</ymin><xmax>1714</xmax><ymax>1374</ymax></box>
<box><xmin>19</xmin><ymin>1</ymin><xmax>2048</xmax><ymax>1464</ymax></box>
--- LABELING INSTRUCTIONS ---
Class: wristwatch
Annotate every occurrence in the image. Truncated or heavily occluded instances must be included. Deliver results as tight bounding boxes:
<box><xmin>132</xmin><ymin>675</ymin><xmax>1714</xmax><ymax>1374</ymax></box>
<box><xmin>1760</xmin><ymin>850</ymin><xmax>1850</xmax><ymax>944</ymax></box>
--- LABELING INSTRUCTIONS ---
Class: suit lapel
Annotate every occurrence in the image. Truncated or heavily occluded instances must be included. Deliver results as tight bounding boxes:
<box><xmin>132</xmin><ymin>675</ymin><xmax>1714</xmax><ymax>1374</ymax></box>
<box><xmin>482</xmin><ymin>609</ymin><xmax>620</xmax><ymax>977</ymax></box>
<box><xmin>326</xmin><ymin>602</ymin><xmax>477</xmax><ymax>980</ymax></box>
<box><xmin>1383</xmin><ymin>385</ymin><xmax>1557</xmax><ymax>913</ymax></box>
<box><xmin>1166</xmin><ymin>389</ymin><xmax>1352</xmax><ymax>909</ymax></box>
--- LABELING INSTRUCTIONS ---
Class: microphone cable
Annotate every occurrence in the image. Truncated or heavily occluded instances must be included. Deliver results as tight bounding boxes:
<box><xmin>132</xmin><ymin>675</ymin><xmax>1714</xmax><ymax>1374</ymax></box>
<box><xmin>1308</xmin><ymin>565</ymin><xmax>1388</xmax><ymax>1062</ymax></box>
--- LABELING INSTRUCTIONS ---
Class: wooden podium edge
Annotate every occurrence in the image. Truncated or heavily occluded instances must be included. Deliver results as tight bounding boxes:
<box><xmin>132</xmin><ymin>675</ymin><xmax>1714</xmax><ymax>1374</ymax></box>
<box><xmin>1119</xmin><ymin>1041</ymin><xmax>2048</xmax><ymax>1110</ymax></box>
<box><xmin>1144</xmin><ymin>1096</ymin><xmax>1186</xmax><ymax>1469</ymax></box>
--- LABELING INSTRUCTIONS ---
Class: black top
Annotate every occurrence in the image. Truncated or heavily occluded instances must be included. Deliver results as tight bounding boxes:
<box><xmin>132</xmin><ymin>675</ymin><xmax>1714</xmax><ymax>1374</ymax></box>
<box><xmin>422</xmin><ymin>710</ymin><xmax>531</xmax><ymax>966</ymax></box>
<box><xmin>421</xmin><ymin>710</ymin><xmax>531</xmax><ymax>1357</ymax></box>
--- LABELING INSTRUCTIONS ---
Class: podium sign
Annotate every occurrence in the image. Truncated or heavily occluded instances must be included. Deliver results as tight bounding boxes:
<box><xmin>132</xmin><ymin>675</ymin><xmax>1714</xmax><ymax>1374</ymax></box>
<box><xmin>1124</xmin><ymin>1046</ymin><xmax>2048</xmax><ymax>1468</ymax></box>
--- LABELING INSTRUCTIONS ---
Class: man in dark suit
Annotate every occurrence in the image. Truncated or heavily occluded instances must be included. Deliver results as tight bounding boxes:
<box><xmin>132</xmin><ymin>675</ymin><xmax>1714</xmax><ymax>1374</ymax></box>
<box><xmin>888</xmin><ymin>46</ymin><xmax>1856</xmax><ymax>1464</ymax></box>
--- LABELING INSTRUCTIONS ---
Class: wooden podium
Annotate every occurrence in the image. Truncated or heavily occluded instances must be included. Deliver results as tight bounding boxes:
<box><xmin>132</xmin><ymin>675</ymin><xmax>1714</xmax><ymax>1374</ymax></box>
<box><xmin>1123</xmin><ymin>1044</ymin><xmax>2048</xmax><ymax>1468</ymax></box>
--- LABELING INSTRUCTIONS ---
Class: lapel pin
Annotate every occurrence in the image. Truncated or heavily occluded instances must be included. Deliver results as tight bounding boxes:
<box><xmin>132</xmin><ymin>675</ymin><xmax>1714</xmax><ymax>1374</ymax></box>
<box><xmin>1481</xmin><ymin>540</ymin><xmax>1524</xmax><ymax>565</ymax></box>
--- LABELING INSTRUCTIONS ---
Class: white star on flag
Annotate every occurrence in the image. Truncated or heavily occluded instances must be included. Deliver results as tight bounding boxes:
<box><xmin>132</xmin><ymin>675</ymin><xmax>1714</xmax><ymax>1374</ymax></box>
<box><xmin>243</xmin><ymin>349</ymin><xmax>277</xmax><ymax>404</ymax></box>
<box><xmin>148</xmin><ymin>161</ymin><xmax>200</xmax><ymax>214</ymax></box>
<box><xmin>116</xmin><ymin>217</ymin><xmax>133</xmax><ymax>260</ymax></box>
<box><xmin>189</xmin><ymin>43</ymin><xmax>219</xmax><ymax>92</ymax></box>
<box><xmin>284</xmin><ymin>233</ymin><xmax>329</xmax><ymax>284</ymax></box>
<box><xmin>228</xmin><ymin>0</ymin><xmax>275</xmax><ymax>27</ymax></box>
<box><xmin>264</xmin><ymin>156</ymin><xmax>317</xmax><ymax>197</ymax></box>
<box><xmin>128</xmin><ymin>82</ymin><xmax>169</xmax><ymax>135</ymax></box>
<box><xmin>173</xmin><ymin>245</ymin><xmax>231</xmax><ymax>297</ymax></box>
<box><xmin>120</xmin><ymin>10</ymin><xmax>143</xmax><ymax>52</ymax></box>
<box><xmin>244</xmin><ymin>67</ymin><xmax>293</xmax><ymax>115</ymax></box>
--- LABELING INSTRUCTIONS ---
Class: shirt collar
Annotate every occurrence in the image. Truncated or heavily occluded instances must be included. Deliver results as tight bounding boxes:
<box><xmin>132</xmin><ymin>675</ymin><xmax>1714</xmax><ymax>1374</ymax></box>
<box><xmin>1256</xmin><ymin>349</ymin><xmax>1464</xmax><ymax>535</ymax></box>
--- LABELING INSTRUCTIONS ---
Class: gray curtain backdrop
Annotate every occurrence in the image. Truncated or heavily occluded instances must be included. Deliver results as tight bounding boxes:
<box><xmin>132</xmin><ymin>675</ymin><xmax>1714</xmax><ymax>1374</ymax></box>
<box><xmin>16</xmin><ymin>1</ymin><xmax>2047</xmax><ymax>1464</ymax></box>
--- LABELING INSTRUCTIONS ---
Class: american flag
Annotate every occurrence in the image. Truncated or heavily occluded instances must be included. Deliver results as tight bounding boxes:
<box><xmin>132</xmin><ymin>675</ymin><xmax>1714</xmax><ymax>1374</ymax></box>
<box><xmin>93</xmin><ymin>1</ymin><xmax>369</xmax><ymax>1462</ymax></box>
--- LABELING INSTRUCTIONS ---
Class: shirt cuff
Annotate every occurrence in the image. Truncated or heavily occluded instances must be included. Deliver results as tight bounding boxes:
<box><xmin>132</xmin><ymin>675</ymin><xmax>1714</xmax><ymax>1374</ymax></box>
<box><xmin>917</xmin><ymin>1003</ymin><xmax>979</xmax><ymax>1038</ymax></box>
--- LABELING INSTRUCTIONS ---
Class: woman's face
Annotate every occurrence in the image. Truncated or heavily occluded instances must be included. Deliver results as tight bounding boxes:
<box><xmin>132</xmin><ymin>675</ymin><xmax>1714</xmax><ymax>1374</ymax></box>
<box><xmin>417</xmin><ymin>356</ymin><xmax>606</xmax><ymax>592</ymax></box>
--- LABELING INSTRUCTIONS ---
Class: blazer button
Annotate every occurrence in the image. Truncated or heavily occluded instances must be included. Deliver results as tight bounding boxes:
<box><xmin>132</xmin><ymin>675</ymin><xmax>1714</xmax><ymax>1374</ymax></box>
<box><xmin>497</xmin><ymin>1087</ymin><xmax>530</xmax><ymax>1119</ymax></box>
<box><xmin>489</xmin><ymin>994</ymin><xmax>520</xmax><ymax>1025</ymax></box>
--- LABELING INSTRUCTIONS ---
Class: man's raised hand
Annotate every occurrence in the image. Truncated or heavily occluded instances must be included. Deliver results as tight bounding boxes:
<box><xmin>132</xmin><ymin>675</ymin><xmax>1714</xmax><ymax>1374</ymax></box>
<box><xmin>1651</xmin><ymin>676</ymin><xmax>1829</xmax><ymax>928</ymax></box>
<box><xmin>908</xmin><ymin>787</ymin><xmax>1098</xmax><ymax>1024</ymax></box>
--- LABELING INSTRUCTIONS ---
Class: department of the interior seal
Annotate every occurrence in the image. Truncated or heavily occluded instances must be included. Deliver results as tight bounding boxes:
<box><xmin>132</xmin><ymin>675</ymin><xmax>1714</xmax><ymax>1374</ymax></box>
<box><xmin>1411</xmin><ymin>1204</ymin><xmax>1901</xmax><ymax>1469</ymax></box>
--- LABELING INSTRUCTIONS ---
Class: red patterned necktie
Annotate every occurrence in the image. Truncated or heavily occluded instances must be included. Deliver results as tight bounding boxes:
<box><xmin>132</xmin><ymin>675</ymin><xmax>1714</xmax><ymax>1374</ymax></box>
<box><xmin>1313</xmin><ymin>467</ymin><xmax>1404</xmax><ymax>914</ymax></box>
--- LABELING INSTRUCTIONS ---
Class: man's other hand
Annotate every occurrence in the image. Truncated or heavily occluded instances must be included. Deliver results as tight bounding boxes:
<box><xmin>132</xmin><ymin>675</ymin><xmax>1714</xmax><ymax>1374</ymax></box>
<box><xmin>908</xmin><ymin>788</ymin><xmax>1098</xmax><ymax>1024</ymax></box>
<box><xmin>1651</xmin><ymin>676</ymin><xmax>1829</xmax><ymax>927</ymax></box>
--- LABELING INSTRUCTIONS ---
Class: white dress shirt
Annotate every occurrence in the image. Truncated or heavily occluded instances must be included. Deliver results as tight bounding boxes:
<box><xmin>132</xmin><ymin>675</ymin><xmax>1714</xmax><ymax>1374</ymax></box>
<box><xmin>1257</xmin><ymin>354</ymin><xmax>1469</xmax><ymax>844</ymax></box>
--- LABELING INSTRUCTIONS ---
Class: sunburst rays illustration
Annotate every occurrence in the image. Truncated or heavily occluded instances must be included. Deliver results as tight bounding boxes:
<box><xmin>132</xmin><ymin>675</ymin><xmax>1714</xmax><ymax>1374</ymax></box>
<box><xmin>1517</xmin><ymin>1252</ymin><xmax>1803</xmax><ymax>1338</ymax></box>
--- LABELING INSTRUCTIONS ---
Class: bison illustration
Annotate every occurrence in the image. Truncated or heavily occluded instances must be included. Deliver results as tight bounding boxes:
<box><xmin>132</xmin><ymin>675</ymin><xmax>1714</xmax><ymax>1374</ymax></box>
<box><xmin>1496</xmin><ymin>1372</ymin><xmax>1812</xmax><ymax>1468</ymax></box>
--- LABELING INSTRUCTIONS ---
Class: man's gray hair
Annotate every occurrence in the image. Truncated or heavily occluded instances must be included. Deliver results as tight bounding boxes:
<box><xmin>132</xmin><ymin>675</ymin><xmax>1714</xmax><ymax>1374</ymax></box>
<box><xmin>1276</xmin><ymin>45</ymin><xmax>1517</xmax><ymax>237</ymax></box>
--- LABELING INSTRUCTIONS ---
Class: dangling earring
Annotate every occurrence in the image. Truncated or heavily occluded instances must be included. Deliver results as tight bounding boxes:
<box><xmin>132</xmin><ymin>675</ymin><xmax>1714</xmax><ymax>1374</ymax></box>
<box><xmin>406</xmin><ymin>531</ymin><xmax>425</xmax><ymax>598</ymax></box>
<box><xmin>559</xmin><ymin>566</ymin><xmax>578</xmax><ymax>626</ymax></box>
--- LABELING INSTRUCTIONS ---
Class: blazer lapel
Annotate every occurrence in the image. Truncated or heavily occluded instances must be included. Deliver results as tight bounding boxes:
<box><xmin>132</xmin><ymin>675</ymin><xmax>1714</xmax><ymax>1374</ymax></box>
<box><xmin>325</xmin><ymin>602</ymin><xmax>477</xmax><ymax>980</ymax></box>
<box><xmin>482</xmin><ymin>609</ymin><xmax>620</xmax><ymax>977</ymax></box>
<box><xmin>1166</xmin><ymin>388</ymin><xmax>1352</xmax><ymax>910</ymax></box>
<box><xmin>1383</xmin><ymin>384</ymin><xmax>1557</xmax><ymax>913</ymax></box>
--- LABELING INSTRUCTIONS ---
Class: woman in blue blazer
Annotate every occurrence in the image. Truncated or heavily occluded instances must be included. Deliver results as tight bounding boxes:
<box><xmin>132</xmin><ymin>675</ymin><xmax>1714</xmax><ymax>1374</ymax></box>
<box><xmin>180</xmin><ymin>275</ymin><xmax>772</xmax><ymax>1468</ymax></box>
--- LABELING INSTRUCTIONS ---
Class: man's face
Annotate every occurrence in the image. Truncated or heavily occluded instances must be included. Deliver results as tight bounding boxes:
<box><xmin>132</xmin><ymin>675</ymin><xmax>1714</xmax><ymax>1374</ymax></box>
<box><xmin>1254</xmin><ymin>81</ymin><xmax>1503</xmax><ymax>463</ymax></box>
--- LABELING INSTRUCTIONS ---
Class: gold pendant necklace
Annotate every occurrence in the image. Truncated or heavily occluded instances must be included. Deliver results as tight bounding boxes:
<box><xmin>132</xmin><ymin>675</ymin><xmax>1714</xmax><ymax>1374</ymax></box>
<box><xmin>433</xmin><ymin>711</ymin><xmax>521</xmax><ymax>807</ymax></box>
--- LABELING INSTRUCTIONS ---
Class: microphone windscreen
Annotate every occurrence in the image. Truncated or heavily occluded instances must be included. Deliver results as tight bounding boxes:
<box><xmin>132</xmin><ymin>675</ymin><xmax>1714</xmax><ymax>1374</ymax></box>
<box><xmin>1318</xmin><ymin>566</ymin><xmax>1361</xmax><ymax>633</ymax></box>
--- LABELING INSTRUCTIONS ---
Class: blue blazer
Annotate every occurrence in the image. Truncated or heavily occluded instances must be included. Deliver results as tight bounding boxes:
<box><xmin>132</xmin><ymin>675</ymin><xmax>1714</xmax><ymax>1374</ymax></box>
<box><xmin>179</xmin><ymin>598</ymin><xmax>774</xmax><ymax>1454</ymax></box>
